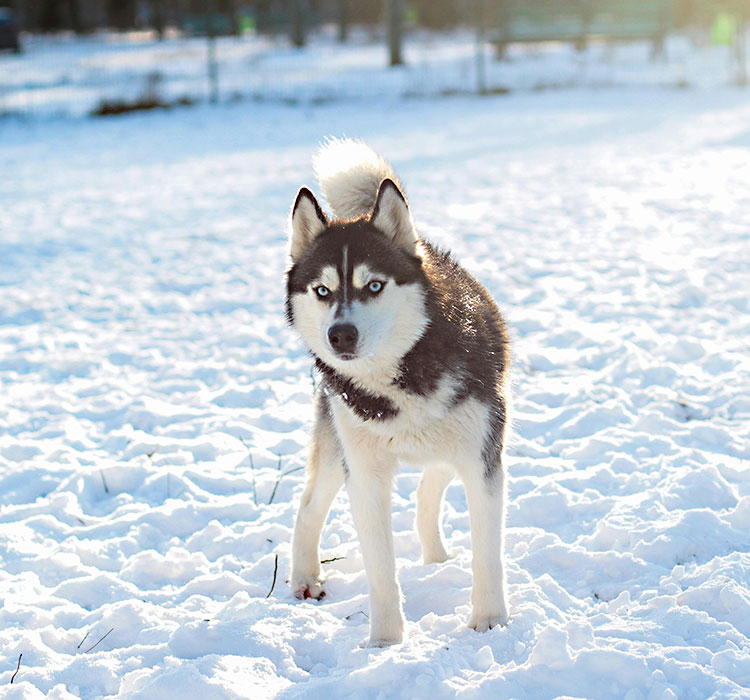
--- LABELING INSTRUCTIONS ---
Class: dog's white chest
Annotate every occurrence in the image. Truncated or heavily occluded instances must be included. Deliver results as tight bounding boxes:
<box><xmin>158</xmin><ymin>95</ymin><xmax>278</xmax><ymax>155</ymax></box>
<box><xmin>331</xmin><ymin>375</ymin><xmax>489</xmax><ymax>463</ymax></box>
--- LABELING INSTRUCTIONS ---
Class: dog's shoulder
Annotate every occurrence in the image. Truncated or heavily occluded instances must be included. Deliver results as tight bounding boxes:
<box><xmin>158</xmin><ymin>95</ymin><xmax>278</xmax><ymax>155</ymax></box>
<box><xmin>395</xmin><ymin>240</ymin><xmax>509</xmax><ymax>404</ymax></box>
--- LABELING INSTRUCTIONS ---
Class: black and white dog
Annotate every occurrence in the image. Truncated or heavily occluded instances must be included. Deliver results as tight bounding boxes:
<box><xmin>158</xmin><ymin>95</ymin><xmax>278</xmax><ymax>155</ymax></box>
<box><xmin>285</xmin><ymin>139</ymin><xmax>510</xmax><ymax>647</ymax></box>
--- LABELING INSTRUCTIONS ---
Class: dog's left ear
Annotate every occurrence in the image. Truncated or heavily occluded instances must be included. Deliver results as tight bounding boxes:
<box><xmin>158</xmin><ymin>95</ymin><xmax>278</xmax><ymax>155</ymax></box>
<box><xmin>289</xmin><ymin>187</ymin><xmax>329</xmax><ymax>263</ymax></box>
<box><xmin>370</xmin><ymin>179</ymin><xmax>419</xmax><ymax>253</ymax></box>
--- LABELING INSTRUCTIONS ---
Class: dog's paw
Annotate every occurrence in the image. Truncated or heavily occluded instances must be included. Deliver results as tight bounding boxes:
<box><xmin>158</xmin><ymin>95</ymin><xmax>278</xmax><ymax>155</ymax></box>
<box><xmin>362</xmin><ymin>612</ymin><xmax>405</xmax><ymax>648</ymax></box>
<box><xmin>468</xmin><ymin>609</ymin><xmax>508</xmax><ymax>632</ymax></box>
<box><xmin>291</xmin><ymin>575</ymin><xmax>326</xmax><ymax>601</ymax></box>
<box><xmin>363</xmin><ymin>631</ymin><xmax>404</xmax><ymax>648</ymax></box>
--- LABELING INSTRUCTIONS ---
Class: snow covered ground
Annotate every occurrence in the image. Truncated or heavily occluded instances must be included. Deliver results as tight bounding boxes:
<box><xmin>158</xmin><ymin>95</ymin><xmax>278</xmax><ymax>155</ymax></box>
<box><xmin>0</xmin><ymin>27</ymin><xmax>748</xmax><ymax>118</ymax></box>
<box><xmin>1</xmin><ymin>39</ymin><xmax>750</xmax><ymax>699</ymax></box>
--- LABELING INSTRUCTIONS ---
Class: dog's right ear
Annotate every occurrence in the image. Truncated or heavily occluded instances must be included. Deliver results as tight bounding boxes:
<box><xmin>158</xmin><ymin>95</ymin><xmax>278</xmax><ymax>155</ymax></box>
<box><xmin>289</xmin><ymin>187</ymin><xmax>328</xmax><ymax>263</ymax></box>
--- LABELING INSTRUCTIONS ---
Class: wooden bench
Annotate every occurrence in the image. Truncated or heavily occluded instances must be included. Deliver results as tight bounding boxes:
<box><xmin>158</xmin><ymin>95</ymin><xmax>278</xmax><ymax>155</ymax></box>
<box><xmin>493</xmin><ymin>0</ymin><xmax>674</xmax><ymax>57</ymax></box>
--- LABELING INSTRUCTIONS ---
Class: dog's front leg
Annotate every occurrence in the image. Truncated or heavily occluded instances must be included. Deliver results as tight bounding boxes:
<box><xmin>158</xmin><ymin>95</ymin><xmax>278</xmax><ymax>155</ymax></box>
<box><xmin>458</xmin><ymin>459</ymin><xmax>509</xmax><ymax>632</ymax></box>
<box><xmin>291</xmin><ymin>395</ymin><xmax>345</xmax><ymax>600</ymax></box>
<box><xmin>346</xmin><ymin>452</ymin><xmax>404</xmax><ymax>647</ymax></box>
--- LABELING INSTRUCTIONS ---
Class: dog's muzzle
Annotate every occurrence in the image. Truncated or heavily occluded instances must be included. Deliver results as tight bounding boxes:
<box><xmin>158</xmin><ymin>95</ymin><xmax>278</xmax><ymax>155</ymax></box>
<box><xmin>327</xmin><ymin>322</ymin><xmax>358</xmax><ymax>359</ymax></box>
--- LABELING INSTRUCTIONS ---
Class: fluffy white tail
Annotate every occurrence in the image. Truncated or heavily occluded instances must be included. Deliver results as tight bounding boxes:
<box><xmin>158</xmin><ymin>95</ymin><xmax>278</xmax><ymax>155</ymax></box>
<box><xmin>313</xmin><ymin>138</ymin><xmax>404</xmax><ymax>220</ymax></box>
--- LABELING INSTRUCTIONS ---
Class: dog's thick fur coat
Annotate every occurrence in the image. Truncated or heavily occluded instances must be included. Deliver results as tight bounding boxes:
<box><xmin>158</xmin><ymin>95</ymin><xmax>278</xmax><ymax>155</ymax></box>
<box><xmin>286</xmin><ymin>139</ymin><xmax>510</xmax><ymax>646</ymax></box>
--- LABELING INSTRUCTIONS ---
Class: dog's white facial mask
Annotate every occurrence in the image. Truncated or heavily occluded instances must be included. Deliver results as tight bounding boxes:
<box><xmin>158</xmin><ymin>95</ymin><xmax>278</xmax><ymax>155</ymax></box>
<box><xmin>291</xmin><ymin>270</ymin><xmax>428</xmax><ymax>379</ymax></box>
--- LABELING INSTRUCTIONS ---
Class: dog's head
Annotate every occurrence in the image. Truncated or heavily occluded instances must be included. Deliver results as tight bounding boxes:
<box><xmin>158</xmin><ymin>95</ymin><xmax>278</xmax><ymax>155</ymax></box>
<box><xmin>286</xmin><ymin>179</ymin><xmax>429</xmax><ymax>378</ymax></box>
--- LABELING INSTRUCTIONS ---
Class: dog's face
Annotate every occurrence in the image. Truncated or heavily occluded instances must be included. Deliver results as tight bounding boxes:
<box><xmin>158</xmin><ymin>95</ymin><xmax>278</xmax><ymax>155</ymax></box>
<box><xmin>286</xmin><ymin>181</ymin><xmax>429</xmax><ymax>378</ymax></box>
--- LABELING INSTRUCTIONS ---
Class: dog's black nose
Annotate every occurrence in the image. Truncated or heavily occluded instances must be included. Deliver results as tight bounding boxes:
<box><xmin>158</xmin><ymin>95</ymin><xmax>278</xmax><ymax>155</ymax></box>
<box><xmin>328</xmin><ymin>323</ymin><xmax>358</xmax><ymax>356</ymax></box>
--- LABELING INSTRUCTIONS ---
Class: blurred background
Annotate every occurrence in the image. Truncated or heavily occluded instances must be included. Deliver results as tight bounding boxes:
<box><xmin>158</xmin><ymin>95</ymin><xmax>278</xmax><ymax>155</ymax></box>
<box><xmin>1</xmin><ymin>0</ymin><xmax>750</xmax><ymax>119</ymax></box>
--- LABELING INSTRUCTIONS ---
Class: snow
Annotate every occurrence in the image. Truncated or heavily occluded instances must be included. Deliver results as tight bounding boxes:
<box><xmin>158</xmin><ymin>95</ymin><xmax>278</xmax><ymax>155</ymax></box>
<box><xmin>1</xmin><ymin>32</ymin><xmax>750</xmax><ymax>700</ymax></box>
<box><xmin>1</xmin><ymin>28</ymin><xmax>749</xmax><ymax>118</ymax></box>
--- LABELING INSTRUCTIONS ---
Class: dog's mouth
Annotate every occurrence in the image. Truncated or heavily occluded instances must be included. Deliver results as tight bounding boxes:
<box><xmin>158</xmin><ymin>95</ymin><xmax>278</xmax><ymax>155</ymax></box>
<box><xmin>325</xmin><ymin>341</ymin><xmax>360</xmax><ymax>362</ymax></box>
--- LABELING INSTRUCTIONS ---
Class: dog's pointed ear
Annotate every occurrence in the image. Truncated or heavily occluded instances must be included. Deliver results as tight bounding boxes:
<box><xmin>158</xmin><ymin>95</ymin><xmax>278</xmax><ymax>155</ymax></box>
<box><xmin>289</xmin><ymin>187</ymin><xmax>329</xmax><ymax>263</ymax></box>
<box><xmin>369</xmin><ymin>179</ymin><xmax>418</xmax><ymax>253</ymax></box>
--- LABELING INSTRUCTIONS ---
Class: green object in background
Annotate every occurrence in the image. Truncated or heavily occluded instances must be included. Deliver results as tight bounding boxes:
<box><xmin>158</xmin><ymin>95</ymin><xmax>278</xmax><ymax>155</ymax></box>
<box><xmin>711</xmin><ymin>12</ymin><xmax>737</xmax><ymax>45</ymax></box>
<box><xmin>239</xmin><ymin>15</ymin><xmax>256</xmax><ymax>34</ymax></box>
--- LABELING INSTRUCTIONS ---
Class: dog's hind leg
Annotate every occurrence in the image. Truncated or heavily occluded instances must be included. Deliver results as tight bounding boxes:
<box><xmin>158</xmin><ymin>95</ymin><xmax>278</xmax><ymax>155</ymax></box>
<box><xmin>456</xmin><ymin>456</ymin><xmax>509</xmax><ymax>632</ymax></box>
<box><xmin>291</xmin><ymin>396</ymin><xmax>345</xmax><ymax>601</ymax></box>
<box><xmin>416</xmin><ymin>465</ymin><xmax>454</xmax><ymax>564</ymax></box>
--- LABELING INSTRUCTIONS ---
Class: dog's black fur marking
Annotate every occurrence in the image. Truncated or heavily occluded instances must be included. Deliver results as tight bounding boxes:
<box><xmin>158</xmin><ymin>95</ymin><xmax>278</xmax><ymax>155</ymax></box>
<box><xmin>394</xmin><ymin>241</ymin><xmax>508</xmax><ymax>402</ymax></box>
<box><xmin>293</xmin><ymin>186</ymin><xmax>329</xmax><ymax>224</ymax></box>
<box><xmin>316</xmin><ymin>359</ymin><xmax>399</xmax><ymax>421</ymax></box>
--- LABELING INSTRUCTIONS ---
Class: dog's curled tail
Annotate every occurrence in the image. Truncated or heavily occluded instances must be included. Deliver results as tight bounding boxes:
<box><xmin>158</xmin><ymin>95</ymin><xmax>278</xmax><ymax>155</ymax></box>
<box><xmin>313</xmin><ymin>138</ymin><xmax>403</xmax><ymax>220</ymax></box>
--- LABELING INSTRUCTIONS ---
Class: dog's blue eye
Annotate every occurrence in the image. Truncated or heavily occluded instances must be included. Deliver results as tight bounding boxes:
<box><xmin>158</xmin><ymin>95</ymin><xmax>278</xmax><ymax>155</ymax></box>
<box><xmin>368</xmin><ymin>281</ymin><xmax>384</xmax><ymax>294</ymax></box>
<box><xmin>315</xmin><ymin>285</ymin><xmax>330</xmax><ymax>298</ymax></box>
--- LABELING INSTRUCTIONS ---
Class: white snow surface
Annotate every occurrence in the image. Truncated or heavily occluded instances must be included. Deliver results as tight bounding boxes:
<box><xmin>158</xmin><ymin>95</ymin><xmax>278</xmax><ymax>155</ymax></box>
<box><xmin>1</xmin><ymin>28</ymin><xmax>748</xmax><ymax>117</ymax></box>
<box><xmin>2</xmin><ymin>74</ymin><xmax>750</xmax><ymax>698</ymax></box>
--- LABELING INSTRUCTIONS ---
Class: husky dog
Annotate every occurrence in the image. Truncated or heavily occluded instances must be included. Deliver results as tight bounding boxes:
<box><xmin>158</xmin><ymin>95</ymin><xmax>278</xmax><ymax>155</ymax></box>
<box><xmin>286</xmin><ymin>139</ymin><xmax>510</xmax><ymax>647</ymax></box>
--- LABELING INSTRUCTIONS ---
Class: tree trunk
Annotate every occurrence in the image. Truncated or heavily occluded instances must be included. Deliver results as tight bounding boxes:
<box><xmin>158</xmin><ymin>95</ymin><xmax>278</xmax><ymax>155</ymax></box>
<box><xmin>109</xmin><ymin>0</ymin><xmax>136</xmax><ymax>30</ymax></box>
<box><xmin>40</xmin><ymin>0</ymin><xmax>64</xmax><ymax>32</ymax></box>
<box><xmin>67</xmin><ymin>0</ymin><xmax>83</xmax><ymax>33</ymax></box>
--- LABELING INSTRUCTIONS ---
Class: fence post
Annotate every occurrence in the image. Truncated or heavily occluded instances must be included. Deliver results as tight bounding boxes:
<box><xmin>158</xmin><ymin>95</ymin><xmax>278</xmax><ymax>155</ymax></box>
<box><xmin>152</xmin><ymin>0</ymin><xmax>165</xmax><ymax>39</ymax></box>
<box><xmin>737</xmin><ymin>6</ymin><xmax>748</xmax><ymax>86</ymax></box>
<box><xmin>387</xmin><ymin>0</ymin><xmax>404</xmax><ymax>66</ymax></box>
<box><xmin>291</xmin><ymin>0</ymin><xmax>306</xmax><ymax>47</ymax></box>
<box><xmin>338</xmin><ymin>0</ymin><xmax>349</xmax><ymax>42</ymax></box>
<box><xmin>206</xmin><ymin>0</ymin><xmax>219</xmax><ymax>103</ymax></box>
<box><xmin>475</xmin><ymin>0</ymin><xmax>487</xmax><ymax>94</ymax></box>
<box><xmin>494</xmin><ymin>0</ymin><xmax>510</xmax><ymax>60</ymax></box>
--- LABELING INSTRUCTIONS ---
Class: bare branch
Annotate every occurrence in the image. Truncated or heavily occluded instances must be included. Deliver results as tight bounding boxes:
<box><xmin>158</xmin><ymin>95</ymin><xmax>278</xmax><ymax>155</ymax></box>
<box><xmin>345</xmin><ymin>610</ymin><xmax>369</xmax><ymax>620</ymax></box>
<box><xmin>77</xmin><ymin>630</ymin><xmax>90</xmax><ymax>649</ymax></box>
<box><xmin>84</xmin><ymin>628</ymin><xmax>114</xmax><ymax>654</ymax></box>
<box><xmin>268</xmin><ymin>464</ymin><xmax>305</xmax><ymax>505</ymax></box>
<box><xmin>10</xmin><ymin>654</ymin><xmax>21</xmax><ymax>684</ymax></box>
<box><xmin>265</xmin><ymin>554</ymin><xmax>279</xmax><ymax>599</ymax></box>
<box><xmin>237</xmin><ymin>436</ymin><xmax>258</xmax><ymax>506</ymax></box>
